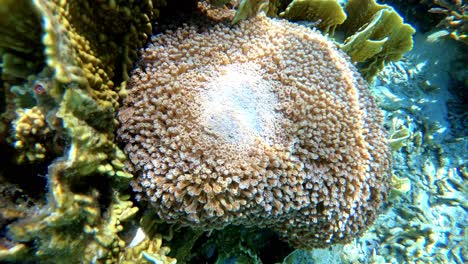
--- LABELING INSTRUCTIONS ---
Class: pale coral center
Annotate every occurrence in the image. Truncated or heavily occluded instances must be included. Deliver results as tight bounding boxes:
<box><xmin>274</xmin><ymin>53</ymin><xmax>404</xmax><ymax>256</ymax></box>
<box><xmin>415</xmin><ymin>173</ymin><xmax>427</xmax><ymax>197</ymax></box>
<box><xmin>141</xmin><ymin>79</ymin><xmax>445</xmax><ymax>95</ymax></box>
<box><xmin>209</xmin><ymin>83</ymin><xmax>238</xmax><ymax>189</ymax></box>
<box><xmin>198</xmin><ymin>64</ymin><xmax>280</xmax><ymax>147</ymax></box>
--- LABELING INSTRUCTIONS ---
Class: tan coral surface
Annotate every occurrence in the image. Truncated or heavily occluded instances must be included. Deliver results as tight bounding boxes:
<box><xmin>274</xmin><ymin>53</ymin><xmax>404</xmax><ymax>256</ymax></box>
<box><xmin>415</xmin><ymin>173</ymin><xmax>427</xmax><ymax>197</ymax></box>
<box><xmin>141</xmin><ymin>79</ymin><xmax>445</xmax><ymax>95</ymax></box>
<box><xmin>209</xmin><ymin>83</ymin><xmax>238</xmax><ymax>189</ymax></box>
<box><xmin>118</xmin><ymin>15</ymin><xmax>391</xmax><ymax>248</ymax></box>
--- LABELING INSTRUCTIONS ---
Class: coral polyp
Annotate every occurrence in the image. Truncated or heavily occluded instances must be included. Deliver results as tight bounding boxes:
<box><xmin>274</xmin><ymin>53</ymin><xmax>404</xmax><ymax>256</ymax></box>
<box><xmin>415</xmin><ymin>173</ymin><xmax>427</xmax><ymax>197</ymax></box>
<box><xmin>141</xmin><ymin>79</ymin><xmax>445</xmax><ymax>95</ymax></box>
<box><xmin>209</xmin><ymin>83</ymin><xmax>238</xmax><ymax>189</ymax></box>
<box><xmin>118</xmin><ymin>14</ymin><xmax>392</xmax><ymax>248</ymax></box>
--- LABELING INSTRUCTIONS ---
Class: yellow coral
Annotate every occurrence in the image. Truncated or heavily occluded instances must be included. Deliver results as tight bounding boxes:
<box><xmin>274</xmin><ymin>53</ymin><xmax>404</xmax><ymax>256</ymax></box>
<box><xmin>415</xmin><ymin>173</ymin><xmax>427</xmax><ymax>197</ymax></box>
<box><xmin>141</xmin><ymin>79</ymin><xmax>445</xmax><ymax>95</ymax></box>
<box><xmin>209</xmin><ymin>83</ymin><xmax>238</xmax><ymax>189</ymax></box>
<box><xmin>121</xmin><ymin>231</ymin><xmax>176</xmax><ymax>264</ymax></box>
<box><xmin>12</xmin><ymin>106</ymin><xmax>50</xmax><ymax>163</ymax></box>
<box><xmin>232</xmin><ymin>0</ymin><xmax>285</xmax><ymax>23</ymax></box>
<box><xmin>57</xmin><ymin>88</ymin><xmax>131</xmax><ymax>178</ymax></box>
<box><xmin>340</xmin><ymin>0</ymin><xmax>415</xmax><ymax>80</ymax></box>
<box><xmin>33</xmin><ymin>0</ymin><xmax>160</xmax><ymax>109</ymax></box>
<box><xmin>389</xmin><ymin>174</ymin><xmax>411</xmax><ymax>200</ymax></box>
<box><xmin>280</xmin><ymin>0</ymin><xmax>347</xmax><ymax>34</ymax></box>
<box><xmin>82</xmin><ymin>194</ymin><xmax>141</xmax><ymax>263</ymax></box>
<box><xmin>0</xmin><ymin>0</ymin><xmax>163</xmax><ymax>262</ymax></box>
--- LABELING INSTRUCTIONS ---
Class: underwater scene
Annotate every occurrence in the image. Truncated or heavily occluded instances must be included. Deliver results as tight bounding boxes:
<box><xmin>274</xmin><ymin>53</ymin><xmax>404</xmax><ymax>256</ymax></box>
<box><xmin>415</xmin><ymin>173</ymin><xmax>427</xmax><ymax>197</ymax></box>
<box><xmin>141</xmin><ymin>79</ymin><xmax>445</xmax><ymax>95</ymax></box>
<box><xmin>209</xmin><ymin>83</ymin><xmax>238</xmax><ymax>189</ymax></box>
<box><xmin>0</xmin><ymin>0</ymin><xmax>466</xmax><ymax>263</ymax></box>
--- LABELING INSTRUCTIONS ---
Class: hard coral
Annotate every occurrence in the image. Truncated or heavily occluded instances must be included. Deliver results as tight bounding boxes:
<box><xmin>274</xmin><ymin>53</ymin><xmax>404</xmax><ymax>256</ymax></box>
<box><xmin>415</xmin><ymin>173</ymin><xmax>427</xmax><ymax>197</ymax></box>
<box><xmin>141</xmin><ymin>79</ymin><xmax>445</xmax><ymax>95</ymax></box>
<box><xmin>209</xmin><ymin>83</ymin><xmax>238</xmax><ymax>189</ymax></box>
<box><xmin>118</xmin><ymin>15</ymin><xmax>392</xmax><ymax>248</ymax></box>
<box><xmin>429</xmin><ymin>0</ymin><xmax>467</xmax><ymax>44</ymax></box>
<box><xmin>197</xmin><ymin>0</ymin><xmax>237</xmax><ymax>22</ymax></box>
<box><xmin>279</xmin><ymin>0</ymin><xmax>347</xmax><ymax>34</ymax></box>
<box><xmin>12</xmin><ymin>106</ymin><xmax>51</xmax><ymax>163</ymax></box>
<box><xmin>340</xmin><ymin>0</ymin><xmax>416</xmax><ymax>81</ymax></box>
<box><xmin>0</xmin><ymin>0</ymin><xmax>165</xmax><ymax>262</ymax></box>
<box><xmin>228</xmin><ymin>0</ymin><xmax>415</xmax><ymax>81</ymax></box>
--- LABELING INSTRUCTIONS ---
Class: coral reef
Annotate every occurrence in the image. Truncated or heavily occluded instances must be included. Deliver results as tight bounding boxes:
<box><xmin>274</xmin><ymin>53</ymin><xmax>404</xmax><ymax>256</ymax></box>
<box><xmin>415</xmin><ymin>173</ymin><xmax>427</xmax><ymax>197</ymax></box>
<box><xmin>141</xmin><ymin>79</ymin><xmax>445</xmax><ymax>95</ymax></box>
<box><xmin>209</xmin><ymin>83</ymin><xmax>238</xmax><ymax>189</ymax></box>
<box><xmin>197</xmin><ymin>0</ymin><xmax>238</xmax><ymax>21</ymax></box>
<box><xmin>2</xmin><ymin>0</ymin><xmax>459</xmax><ymax>262</ymax></box>
<box><xmin>339</xmin><ymin>0</ymin><xmax>416</xmax><ymax>80</ymax></box>
<box><xmin>0</xmin><ymin>0</ymin><xmax>173</xmax><ymax>262</ymax></box>
<box><xmin>118</xmin><ymin>14</ymin><xmax>392</xmax><ymax>249</ymax></box>
<box><xmin>11</xmin><ymin>106</ymin><xmax>52</xmax><ymax>163</ymax></box>
<box><xmin>228</xmin><ymin>0</ymin><xmax>416</xmax><ymax>80</ymax></box>
<box><xmin>339</xmin><ymin>33</ymin><xmax>468</xmax><ymax>264</ymax></box>
<box><xmin>429</xmin><ymin>0</ymin><xmax>467</xmax><ymax>44</ymax></box>
<box><xmin>279</xmin><ymin>0</ymin><xmax>347</xmax><ymax>34</ymax></box>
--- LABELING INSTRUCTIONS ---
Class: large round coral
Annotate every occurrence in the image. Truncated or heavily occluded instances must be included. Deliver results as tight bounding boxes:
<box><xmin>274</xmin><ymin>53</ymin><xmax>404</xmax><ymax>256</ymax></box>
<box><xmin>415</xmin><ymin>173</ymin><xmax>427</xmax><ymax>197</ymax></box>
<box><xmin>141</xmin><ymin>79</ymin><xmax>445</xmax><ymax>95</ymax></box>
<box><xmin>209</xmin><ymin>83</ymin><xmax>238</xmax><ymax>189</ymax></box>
<box><xmin>117</xmin><ymin>15</ymin><xmax>391</xmax><ymax>248</ymax></box>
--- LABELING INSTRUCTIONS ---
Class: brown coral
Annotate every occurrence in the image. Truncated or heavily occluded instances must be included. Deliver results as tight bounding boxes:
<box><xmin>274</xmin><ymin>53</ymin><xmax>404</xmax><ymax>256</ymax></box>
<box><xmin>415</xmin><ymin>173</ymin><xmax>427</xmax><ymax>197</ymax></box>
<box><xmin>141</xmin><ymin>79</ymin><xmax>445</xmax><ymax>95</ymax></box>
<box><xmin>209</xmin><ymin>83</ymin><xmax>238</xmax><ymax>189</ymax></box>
<box><xmin>429</xmin><ymin>0</ymin><xmax>467</xmax><ymax>44</ymax></box>
<box><xmin>117</xmin><ymin>14</ymin><xmax>391</xmax><ymax>248</ymax></box>
<box><xmin>197</xmin><ymin>0</ymin><xmax>237</xmax><ymax>22</ymax></box>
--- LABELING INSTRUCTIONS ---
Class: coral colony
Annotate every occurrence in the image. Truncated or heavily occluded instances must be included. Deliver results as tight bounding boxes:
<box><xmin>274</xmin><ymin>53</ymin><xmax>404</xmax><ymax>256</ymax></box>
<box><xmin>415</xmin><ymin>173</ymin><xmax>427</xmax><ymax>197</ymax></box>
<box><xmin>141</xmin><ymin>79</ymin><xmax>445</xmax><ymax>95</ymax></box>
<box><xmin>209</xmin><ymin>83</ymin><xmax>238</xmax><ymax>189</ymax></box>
<box><xmin>2</xmin><ymin>0</ymin><xmax>466</xmax><ymax>263</ymax></box>
<box><xmin>118</xmin><ymin>15</ymin><xmax>391</xmax><ymax>248</ymax></box>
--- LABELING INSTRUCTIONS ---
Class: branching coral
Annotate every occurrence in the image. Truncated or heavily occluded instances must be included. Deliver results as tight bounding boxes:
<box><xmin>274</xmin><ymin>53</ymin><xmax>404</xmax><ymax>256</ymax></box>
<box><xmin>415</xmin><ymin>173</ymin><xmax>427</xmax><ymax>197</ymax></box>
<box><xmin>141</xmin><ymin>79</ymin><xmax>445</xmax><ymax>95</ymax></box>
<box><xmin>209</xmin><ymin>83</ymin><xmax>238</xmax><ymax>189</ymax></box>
<box><xmin>118</xmin><ymin>14</ymin><xmax>392</xmax><ymax>248</ymax></box>
<box><xmin>429</xmin><ymin>0</ymin><xmax>467</xmax><ymax>44</ymax></box>
<box><xmin>12</xmin><ymin>106</ymin><xmax>52</xmax><ymax>163</ymax></box>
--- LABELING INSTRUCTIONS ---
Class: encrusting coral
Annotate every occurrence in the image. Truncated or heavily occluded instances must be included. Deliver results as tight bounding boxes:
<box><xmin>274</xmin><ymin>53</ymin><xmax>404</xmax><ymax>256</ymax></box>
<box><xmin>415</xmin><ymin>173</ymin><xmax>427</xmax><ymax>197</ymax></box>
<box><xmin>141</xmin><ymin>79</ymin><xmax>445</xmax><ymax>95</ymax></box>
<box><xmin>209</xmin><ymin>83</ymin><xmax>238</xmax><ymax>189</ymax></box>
<box><xmin>118</xmin><ymin>14</ymin><xmax>392</xmax><ymax>248</ymax></box>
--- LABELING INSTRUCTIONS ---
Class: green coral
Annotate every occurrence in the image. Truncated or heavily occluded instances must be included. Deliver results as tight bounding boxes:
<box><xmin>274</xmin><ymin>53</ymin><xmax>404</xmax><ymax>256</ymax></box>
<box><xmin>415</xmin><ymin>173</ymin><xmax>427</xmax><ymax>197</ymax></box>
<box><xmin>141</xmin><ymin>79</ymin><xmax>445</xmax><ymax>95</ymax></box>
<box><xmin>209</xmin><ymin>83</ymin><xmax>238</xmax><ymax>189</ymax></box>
<box><xmin>232</xmin><ymin>0</ymin><xmax>275</xmax><ymax>24</ymax></box>
<box><xmin>387</xmin><ymin>117</ymin><xmax>411</xmax><ymax>151</ymax></box>
<box><xmin>279</xmin><ymin>0</ymin><xmax>347</xmax><ymax>34</ymax></box>
<box><xmin>0</xmin><ymin>0</ymin><xmax>165</xmax><ymax>262</ymax></box>
<box><xmin>340</xmin><ymin>0</ymin><xmax>416</xmax><ymax>80</ymax></box>
<box><xmin>229</xmin><ymin>0</ymin><xmax>415</xmax><ymax>80</ymax></box>
<box><xmin>0</xmin><ymin>0</ymin><xmax>44</xmax><ymax>82</ymax></box>
<box><xmin>56</xmin><ymin>88</ymin><xmax>131</xmax><ymax>178</ymax></box>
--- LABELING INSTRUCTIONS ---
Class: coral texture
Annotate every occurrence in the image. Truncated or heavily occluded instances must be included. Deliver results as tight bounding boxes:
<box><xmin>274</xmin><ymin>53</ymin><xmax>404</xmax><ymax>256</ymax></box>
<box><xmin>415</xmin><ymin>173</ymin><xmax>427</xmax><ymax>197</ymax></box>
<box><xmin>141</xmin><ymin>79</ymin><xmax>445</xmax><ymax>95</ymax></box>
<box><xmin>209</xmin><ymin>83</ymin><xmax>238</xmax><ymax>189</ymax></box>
<box><xmin>429</xmin><ymin>0</ymin><xmax>467</xmax><ymax>44</ymax></box>
<box><xmin>339</xmin><ymin>0</ymin><xmax>416</xmax><ymax>80</ymax></box>
<box><xmin>118</xmin><ymin>14</ymin><xmax>391</xmax><ymax>248</ymax></box>
<box><xmin>228</xmin><ymin>0</ymin><xmax>415</xmax><ymax>81</ymax></box>
<box><xmin>279</xmin><ymin>0</ymin><xmax>347</xmax><ymax>34</ymax></box>
<box><xmin>0</xmin><ymin>0</ymin><xmax>167</xmax><ymax>262</ymax></box>
<box><xmin>12</xmin><ymin>106</ymin><xmax>51</xmax><ymax>163</ymax></box>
